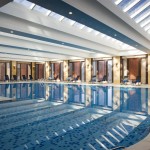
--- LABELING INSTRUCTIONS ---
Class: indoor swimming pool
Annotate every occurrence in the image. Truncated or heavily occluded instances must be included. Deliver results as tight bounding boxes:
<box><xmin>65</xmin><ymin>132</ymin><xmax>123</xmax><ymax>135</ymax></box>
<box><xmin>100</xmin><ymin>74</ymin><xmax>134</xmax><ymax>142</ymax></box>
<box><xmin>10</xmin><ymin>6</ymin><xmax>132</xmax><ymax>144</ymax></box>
<box><xmin>0</xmin><ymin>83</ymin><xmax>150</xmax><ymax>150</ymax></box>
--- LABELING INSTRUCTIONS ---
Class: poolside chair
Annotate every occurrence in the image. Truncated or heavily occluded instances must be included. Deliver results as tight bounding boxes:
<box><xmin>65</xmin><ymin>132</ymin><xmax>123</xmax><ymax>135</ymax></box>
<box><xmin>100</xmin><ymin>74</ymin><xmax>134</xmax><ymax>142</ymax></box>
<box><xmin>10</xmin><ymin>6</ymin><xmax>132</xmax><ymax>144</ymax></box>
<box><xmin>98</xmin><ymin>75</ymin><xmax>107</xmax><ymax>83</ymax></box>
<box><xmin>66</xmin><ymin>75</ymin><xmax>72</xmax><ymax>82</ymax></box>
<box><xmin>22</xmin><ymin>75</ymin><xmax>27</xmax><ymax>81</ymax></box>
<box><xmin>13</xmin><ymin>75</ymin><xmax>17</xmax><ymax>81</ymax></box>
<box><xmin>5</xmin><ymin>75</ymin><xmax>10</xmax><ymax>82</ymax></box>
<box><xmin>122</xmin><ymin>76</ymin><xmax>129</xmax><ymax>84</ymax></box>
<box><xmin>89</xmin><ymin>75</ymin><xmax>97</xmax><ymax>83</ymax></box>
<box><xmin>72</xmin><ymin>75</ymin><xmax>80</xmax><ymax>82</ymax></box>
<box><xmin>29</xmin><ymin>75</ymin><xmax>33</xmax><ymax>80</ymax></box>
<box><xmin>132</xmin><ymin>76</ymin><xmax>141</xmax><ymax>85</ymax></box>
<box><xmin>54</xmin><ymin>75</ymin><xmax>59</xmax><ymax>80</ymax></box>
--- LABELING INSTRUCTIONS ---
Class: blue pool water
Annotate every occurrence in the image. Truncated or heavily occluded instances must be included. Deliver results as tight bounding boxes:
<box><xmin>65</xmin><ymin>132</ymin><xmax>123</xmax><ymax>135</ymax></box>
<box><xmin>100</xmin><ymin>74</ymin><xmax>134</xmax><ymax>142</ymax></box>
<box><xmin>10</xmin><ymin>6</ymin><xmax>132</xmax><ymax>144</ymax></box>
<box><xmin>0</xmin><ymin>83</ymin><xmax>150</xmax><ymax>150</ymax></box>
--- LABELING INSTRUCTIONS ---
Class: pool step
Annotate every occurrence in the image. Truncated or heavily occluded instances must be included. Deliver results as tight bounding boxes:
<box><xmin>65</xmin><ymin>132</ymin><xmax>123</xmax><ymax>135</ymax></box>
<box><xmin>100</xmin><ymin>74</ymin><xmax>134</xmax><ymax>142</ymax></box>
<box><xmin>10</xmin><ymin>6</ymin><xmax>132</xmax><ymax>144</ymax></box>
<box><xmin>32</xmin><ymin>112</ymin><xmax>143</xmax><ymax>150</ymax></box>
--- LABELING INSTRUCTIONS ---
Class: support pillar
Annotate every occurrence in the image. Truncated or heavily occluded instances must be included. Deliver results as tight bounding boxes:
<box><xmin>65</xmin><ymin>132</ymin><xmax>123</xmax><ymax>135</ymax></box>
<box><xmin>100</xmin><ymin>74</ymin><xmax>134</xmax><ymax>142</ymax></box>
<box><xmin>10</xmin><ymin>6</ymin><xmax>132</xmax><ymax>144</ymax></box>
<box><xmin>148</xmin><ymin>54</ymin><xmax>150</xmax><ymax>85</ymax></box>
<box><xmin>31</xmin><ymin>62</ymin><xmax>35</xmax><ymax>80</ymax></box>
<box><xmin>45</xmin><ymin>61</ymin><xmax>50</xmax><ymax>79</ymax></box>
<box><xmin>10</xmin><ymin>61</ymin><xmax>16</xmax><ymax>80</ymax></box>
<box><xmin>85</xmin><ymin>58</ymin><xmax>92</xmax><ymax>82</ymax></box>
<box><xmin>63</xmin><ymin>60</ymin><xmax>68</xmax><ymax>81</ymax></box>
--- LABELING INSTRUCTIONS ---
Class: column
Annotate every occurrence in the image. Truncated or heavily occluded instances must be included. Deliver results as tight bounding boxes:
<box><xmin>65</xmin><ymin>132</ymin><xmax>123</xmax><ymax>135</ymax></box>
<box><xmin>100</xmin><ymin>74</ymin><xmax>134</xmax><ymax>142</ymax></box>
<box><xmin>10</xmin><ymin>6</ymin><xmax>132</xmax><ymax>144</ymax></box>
<box><xmin>113</xmin><ymin>56</ymin><xmax>120</xmax><ymax>84</ymax></box>
<box><xmin>45</xmin><ymin>61</ymin><xmax>50</xmax><ymax>79</ymax></box>
<box><xmin>31</xmin><ymin>62</ymin><xmax>35</xmax><ymax>80</ymax></box>
<box><xmin>63</xmin><ymin>60</ymin><xmax>68</xmax><ymax>81</ymax></box>
<box><xmin>85</xmin><ymin>58</ymin><xmax>92</xmax><ymax>82</ymax></box>
<box><xmin>10</xmin><ymin>61</ymin><xmax>16</xmax><ymax>80</ymax></box>
<box><xmin>148</xmin><ymin>54</ymin><xmax>150</xmax><ymax>85</ymax></box>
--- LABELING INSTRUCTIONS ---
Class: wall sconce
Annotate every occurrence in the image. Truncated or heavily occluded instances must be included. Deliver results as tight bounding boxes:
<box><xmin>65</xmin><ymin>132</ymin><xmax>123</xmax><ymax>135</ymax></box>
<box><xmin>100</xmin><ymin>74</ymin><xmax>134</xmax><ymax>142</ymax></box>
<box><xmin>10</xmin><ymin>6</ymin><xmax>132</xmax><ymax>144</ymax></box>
<box><xmin>13</xmin><ymin>65</ymin><xmax>16</xmax><ymax>69</ymax></box>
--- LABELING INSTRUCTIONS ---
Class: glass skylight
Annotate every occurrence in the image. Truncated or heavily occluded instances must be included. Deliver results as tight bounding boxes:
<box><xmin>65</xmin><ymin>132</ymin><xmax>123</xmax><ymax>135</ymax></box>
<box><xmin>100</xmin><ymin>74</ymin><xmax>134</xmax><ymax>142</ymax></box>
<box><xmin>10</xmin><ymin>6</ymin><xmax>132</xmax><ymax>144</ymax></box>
<box><xmin>134</xmin><ymin>8</ymin><xmax>150</xmax><ymax>23</ymax></box>
<box><xmin>115</xmin><ymin>0</ymin><xmax>123</xmax><ymax>5</ymax></box>
<box><xmin>123</xmin><ymin>0</ymin><xmax>140</xmax><ymax>12</ymax></box>
<box><xmin>14</xmin><ymin>0</ymin><xmax>35</xmax><ymax>9</ymax></box>
<box><xmin>49</xmin><ymin>12</ymin><xmax>64</xmax><ymax>21</ymax></box>
<box><xmin>73</xmin><ymin>22</ymin><xmax>85</xmax><ymax>29</ymax></box>
<box><xmin>82</xmin><ymin>26</ymin><xmax>93</xmax><ymax>33</ymax></box>
<box><xmin>33</xmin><ymin>5</ymin><xmax>51</xmax><ymax>16</ymax></box>
<box><xmin>61</xmin><ymin>17</ymin><xmax>76</xmax><ymax>26</ymax></box>
<box><xmin>140</xmin><ymin>17</ymin><xmax>150</xmax><ymax>27</ymax></box>
<box><xmin>112</xmin><ymin>0</ymin><xmax>150</xmax><ymax>34</ymax></box>
<box><xmin>144</xmin><ymin>23</ymin><xmax>150</xmax><ymax>31</ymax></box>
<box><xmin>13</xmin><ymin>0</ymin><xmax>138</xmax><ymax>50</ymax></box>
<box><xmin>91</xmin><ymin>30</ymin><xmax>100</xmax><ymax>35</ymax></box>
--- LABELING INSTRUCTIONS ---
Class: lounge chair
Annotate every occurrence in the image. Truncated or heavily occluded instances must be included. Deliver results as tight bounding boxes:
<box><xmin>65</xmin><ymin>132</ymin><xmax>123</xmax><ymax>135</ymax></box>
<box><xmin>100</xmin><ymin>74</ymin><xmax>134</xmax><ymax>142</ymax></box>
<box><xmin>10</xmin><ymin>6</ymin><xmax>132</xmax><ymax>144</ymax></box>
<box><xmin>13</xmin><ymin>75</ymin><xmax>17</xmax><ymax>81</ymax></box>
<box><xmin>72</xmin><ymin>75</ymin><xmax>80</xmax><ymax>82</ymax></box>
<box><xmin>5</xmin><ymin>75</ymin><xmax>10</xmax><ymax>82</ymax></box>
<box><xmin>66</xmin><ymin>75</ymin><xmax>72</xmax><ymax>82</ymax></box>
<box><xmin>98</xmin><ymin>75</ymin><xmax>107</xmax><ymax>83</ymax></box>
<box><xmin>22</xmin><ymin>75</ymin><xmax>27</xmax><ymax>81</ymax></box>
<box><xmin>89</xmin><ymin>75</ymin><xmax>97</xmax><ymax>83</ymax></box>
<box><xmin>132</xmin><ymin>76</ymin><xmax>141</xmax><ymax>85</ymax></box>
<box><xmin>122</xmin><ymin>76</ymin><xmax>129</xmax><ymax>84</ymax></box>
<box><xmin>29</xmin><ymin>75</ymin><xmax>33</xmax><ymax>80</ymax></box>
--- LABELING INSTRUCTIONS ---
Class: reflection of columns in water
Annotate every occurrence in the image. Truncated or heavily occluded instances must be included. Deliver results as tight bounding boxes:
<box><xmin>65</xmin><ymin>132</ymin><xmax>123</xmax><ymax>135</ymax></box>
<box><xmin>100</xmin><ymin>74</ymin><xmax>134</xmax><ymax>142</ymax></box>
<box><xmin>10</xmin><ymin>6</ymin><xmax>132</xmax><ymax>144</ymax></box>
<box><xmin>148</xmin><ymin>89</ymin><xmax>150</xmax><ymax>115</ymax></box>
<box><xmin>45</xmin><ymin>86</ymin><xmax>49</xmax><ymax>100</ymax></box>
<box><xmin>85</xmin><ymin>87</ymin><xmax>91</xmax><ymax>107</ymax></box>
<box><xmin>63</xmin><ymin>85</ymin><xmax>68</xmax><ymax>103</ymax></box>
<box><xmin>113</xmin><ymin>88</ymin><xmax>120</xmax><ymax>111</ymax></box>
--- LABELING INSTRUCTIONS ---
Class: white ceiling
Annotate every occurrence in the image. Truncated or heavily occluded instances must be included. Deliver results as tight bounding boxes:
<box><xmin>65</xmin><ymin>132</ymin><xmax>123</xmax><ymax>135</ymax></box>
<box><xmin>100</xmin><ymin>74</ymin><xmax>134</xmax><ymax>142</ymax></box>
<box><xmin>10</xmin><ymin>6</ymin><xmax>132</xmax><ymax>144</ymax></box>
<box><xmin>0</xmin><ymin>0</ymin><xmax>149</xmax><ymax>62</ymax></box>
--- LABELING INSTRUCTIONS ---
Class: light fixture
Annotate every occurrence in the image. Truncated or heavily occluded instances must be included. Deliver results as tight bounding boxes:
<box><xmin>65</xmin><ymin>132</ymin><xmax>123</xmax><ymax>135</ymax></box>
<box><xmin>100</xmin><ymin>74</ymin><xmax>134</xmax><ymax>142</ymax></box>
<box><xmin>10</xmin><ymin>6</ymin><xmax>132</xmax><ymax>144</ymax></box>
<box><xmin>10</xmin><ymin>30</ymin><xmax>14</xmax><ymax>34</ymax></box>
<box><xmin>114</xmin><ymin>34</ymin><xmax>117</xmax><ymax>37</ymax></box>
<box><xmin>123</xmin><ymin>0</ymin><xmax>140</xmax><ymax>12</ymax></box>
<box><xmin>69</xmin><ymin>11</ymin><xmax>73</xmax><ymax>15</ymax></box>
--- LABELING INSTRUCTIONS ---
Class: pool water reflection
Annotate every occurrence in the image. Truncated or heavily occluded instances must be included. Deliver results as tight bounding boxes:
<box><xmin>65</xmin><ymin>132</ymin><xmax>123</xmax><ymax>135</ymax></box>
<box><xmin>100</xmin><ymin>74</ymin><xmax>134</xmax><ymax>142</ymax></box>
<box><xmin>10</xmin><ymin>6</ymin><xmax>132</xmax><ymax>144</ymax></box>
<box><xmin>0</xmin><ymin>83</ymin><xmax>150</xmax><ymax>150</ymax></box>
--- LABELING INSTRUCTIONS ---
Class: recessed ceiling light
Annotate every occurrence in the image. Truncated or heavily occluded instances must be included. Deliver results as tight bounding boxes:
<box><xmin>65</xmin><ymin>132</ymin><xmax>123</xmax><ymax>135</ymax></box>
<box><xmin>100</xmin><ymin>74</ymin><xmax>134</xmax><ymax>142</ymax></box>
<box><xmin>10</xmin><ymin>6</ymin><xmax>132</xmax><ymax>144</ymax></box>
<box><xmin>69</xmin><ymin>11</ymin><xmax>73</xmax><ymax>15</ymax></box>
<box><xmin>114</xmin><ymin>34</ymin><xmax>117</xmax><ymax>36</ymax></box>
<box><xmin>10</xmin><ymin>30</ymin><xmax>14</xmax><ymax>34</ymax></box>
